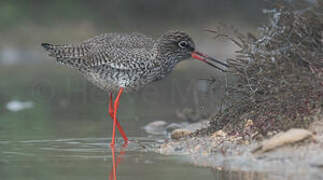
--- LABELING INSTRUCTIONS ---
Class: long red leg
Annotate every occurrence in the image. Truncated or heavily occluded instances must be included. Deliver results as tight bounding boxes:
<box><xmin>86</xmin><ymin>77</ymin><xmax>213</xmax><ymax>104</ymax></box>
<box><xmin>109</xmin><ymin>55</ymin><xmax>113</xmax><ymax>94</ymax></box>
<box><xmin>111</xmin><ymin>88</ymin><xmax>125</xmax><ymax>145</ymax></box>
<box><xmin>109</xmin><ymin>93</ymin><xmax>128</xmax><ymax>143</ymax></box>
<box><xmin>109</xmin><ymin>93</ymin><xmax>114</xmax><ymax>118</ymax></box>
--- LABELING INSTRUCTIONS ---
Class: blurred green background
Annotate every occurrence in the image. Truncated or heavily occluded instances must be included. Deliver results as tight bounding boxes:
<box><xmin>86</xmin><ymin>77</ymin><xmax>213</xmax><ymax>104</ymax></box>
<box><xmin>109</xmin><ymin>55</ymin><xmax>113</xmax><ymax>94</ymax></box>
<box><xmin>0</xmin><ymin>1</ymin><xmax>275</xmax><ymax>180</ymax></box>
<box><xmin>0</xmin><ymin>0</ymin><xmax>267</xmax><ymax>140</ymax></box>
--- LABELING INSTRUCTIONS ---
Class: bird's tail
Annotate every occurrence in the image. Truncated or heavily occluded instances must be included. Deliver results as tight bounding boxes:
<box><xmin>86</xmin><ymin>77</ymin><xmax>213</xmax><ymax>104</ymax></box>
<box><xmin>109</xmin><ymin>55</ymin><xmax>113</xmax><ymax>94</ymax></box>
<box><xmin>41</xmin><ymin>43</ymin><xmax>59</xmax><ymax>57</ymax></box>
<box><xmin>41</xmin><ymin>43</ymin><xmax>91</xmax><ymax>72</ymax></box>
<box><xmin>41</xmin><ymin>43</ymin><xmax>89</xmax><ymax>58</ymax></box>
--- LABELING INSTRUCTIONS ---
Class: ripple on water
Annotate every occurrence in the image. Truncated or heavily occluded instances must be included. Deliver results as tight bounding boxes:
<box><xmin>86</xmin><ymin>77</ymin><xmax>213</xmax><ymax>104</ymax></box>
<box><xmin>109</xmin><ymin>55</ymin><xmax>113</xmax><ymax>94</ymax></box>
<box><xmin>2</xmin><ymin>137</ymin><xmax>162</xmax><ymax>160</ymax></box>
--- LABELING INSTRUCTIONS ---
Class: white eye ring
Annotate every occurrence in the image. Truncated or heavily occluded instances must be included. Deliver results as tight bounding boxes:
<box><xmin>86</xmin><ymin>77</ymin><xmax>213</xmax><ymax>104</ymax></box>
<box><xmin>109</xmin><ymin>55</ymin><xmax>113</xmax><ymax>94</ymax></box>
<box><xmin>178</xmin><ymin>41</ymin><xmax>188</xmax><ymax>48</ymax></box>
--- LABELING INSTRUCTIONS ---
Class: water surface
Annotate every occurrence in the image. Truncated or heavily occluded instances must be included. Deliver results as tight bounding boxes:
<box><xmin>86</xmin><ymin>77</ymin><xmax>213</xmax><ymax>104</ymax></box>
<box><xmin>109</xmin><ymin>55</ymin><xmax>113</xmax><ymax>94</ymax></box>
<box><xmin>0</xmin><ymin>64</ymin><xmax>231</xmax><ymax>180</ymax></box>
<box><xmin>1</xmin><ymin>137</ymin><xmax>226</xmax><ymax>180</ymax></box>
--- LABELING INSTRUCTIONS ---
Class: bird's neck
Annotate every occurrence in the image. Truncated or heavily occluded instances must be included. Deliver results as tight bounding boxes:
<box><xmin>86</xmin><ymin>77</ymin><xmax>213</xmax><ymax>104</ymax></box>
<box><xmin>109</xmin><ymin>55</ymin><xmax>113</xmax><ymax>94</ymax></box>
<box><xmin>155</xmin><ymin>40</ymin><xmax>180</xmax><ymax>67</ymax></box>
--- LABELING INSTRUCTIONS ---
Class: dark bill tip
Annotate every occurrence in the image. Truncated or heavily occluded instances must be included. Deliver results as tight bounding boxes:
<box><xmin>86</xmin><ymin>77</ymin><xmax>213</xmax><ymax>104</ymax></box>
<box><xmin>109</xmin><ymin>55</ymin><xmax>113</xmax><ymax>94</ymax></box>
<box><xmin>191</xmin><ymin>51</ymin><xmax>229</xmax><ymax>72</ymax></box>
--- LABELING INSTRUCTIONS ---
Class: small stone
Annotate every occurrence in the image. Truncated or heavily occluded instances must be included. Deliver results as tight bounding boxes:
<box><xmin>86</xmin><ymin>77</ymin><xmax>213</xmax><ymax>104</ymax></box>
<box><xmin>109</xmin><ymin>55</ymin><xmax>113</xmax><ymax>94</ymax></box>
<box><xmin>245</xmin><ymin>119</ymin><xmax>254</xmax><ymax>127</ymax></box>
<box><xmin>202</xmin><ymin>151</ymin><xmax>208</xmax><ymax>156</ymax></box>
<box><xmin>171</xmin><ymin>129</ymin><xmax>192</xmax><ymax>140</ymax></box>
<box><xmin>216</xmin><ymin>167</ymin><xmax>223</xmax><ymax>171</ymax></box>
<box><xmin>252</xmin><ymin>128</ymin><xmax>313</xmax><ymax>153</ymax></box>
<box><xmin>211</xmin><ymin>130</ymin><xmax>227</xmax><ymax>138</ymax></box>
<box><xmin>6</xmin><ymin>100</ymin><xmax>34</xmax><ymax>112</ymax></box>
<box><xmin>267</xmin><ymin>131</ymin><xmax>276</xmax><ymax>137</ymax></box>
<box><xmin>166</xmin><ymin>123</ymin><xmax>183</xmax><ymax>133</ymax></box>
<box><xmin>194</xmin><ymin>145</ymin><xmax>201</xmax><ymax>152</ymax></box>
<box><xmin>143</xmin><ymin>121</ymin><xmax>167</xmax><ymax>135</ymax></box>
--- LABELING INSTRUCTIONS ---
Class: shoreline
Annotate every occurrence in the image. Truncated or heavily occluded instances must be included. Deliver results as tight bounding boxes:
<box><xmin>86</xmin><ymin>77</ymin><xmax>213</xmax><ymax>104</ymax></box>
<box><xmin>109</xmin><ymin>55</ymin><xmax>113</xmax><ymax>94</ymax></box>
<box><xmin>155</xmin><ymin>118</ymin><xmax>323</xmax><ymax>180</ymax></box>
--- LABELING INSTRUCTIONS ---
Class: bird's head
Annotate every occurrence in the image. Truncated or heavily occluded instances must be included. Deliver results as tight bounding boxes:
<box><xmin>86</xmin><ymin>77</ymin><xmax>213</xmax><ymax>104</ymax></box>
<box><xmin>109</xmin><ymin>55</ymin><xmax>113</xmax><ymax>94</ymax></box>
<box><xmin>158</xmin><ymin>30</ymin><xmax>228</xmax><ymax>71</ymax></box>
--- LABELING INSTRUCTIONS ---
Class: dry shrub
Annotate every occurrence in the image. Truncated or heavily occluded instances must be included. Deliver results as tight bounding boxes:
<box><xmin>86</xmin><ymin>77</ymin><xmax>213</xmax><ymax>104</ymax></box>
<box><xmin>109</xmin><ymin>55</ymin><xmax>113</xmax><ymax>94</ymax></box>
<box><xmin>198</xmin><ymin>2</ymin><xmax>323</xmax><ymax>137</ymax></box>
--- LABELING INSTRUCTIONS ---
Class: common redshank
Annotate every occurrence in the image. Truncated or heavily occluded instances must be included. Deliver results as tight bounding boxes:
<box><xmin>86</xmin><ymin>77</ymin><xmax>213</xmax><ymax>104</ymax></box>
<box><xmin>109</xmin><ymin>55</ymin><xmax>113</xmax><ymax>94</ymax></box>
<box><xmin>41</xmin><ymin>30</ymin><xmax>228</xmax><ymax>145</ymax></box>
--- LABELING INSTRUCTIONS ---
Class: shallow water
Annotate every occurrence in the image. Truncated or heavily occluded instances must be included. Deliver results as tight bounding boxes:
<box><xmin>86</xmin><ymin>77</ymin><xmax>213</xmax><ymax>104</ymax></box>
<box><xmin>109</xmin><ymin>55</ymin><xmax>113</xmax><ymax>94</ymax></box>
<box><xmin>1</xmin><ymin>137</ymin><xmax>222</xmax><ymax>180</ymax></box>
<box><xmin>0</xmin><ymin>64</ymin><xmax>230</xmax><ymax>180</ymax></box>
<box><xmin>0</xmin><ymin>64</ymin><xmax>264</xmax><ymax>180</ymax></box>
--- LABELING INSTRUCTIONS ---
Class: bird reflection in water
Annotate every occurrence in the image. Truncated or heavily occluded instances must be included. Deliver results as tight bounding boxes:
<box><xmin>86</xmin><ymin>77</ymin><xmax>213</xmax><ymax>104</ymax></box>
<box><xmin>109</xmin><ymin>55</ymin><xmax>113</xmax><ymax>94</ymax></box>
<box><xmin>109</xmin><ymin>143</ymin><xmax>128</xmax><ymax>180</ymax></box>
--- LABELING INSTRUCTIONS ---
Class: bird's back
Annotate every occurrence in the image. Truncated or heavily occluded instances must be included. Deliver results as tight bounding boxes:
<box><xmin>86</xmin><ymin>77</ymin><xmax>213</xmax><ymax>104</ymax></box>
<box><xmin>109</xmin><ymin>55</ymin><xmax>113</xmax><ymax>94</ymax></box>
<box><xmin>42</xmin><ymin>30</ymin><xmax>204</xmax><ymax>92</ymax></box>
<box><xmin>85</xmin><ymin>32</ymin><xmax>155</xmax><ymax>50</ymax></box>
<box><xmin>42</xmin><ymin>32</ymin><xmax>156</xmax><ymax>69</ymax></box>
<box><xmin>42</xmin><ymin>32</ymin><xmax>161</xmax><ymax>92</ymax></box>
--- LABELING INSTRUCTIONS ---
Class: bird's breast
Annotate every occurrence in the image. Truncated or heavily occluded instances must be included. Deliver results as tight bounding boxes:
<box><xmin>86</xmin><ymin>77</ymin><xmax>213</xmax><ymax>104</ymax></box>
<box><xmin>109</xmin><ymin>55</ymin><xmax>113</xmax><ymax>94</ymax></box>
<box><xmin>85</xmin><ymin>65</ymin><xmax>163</xmax><ymax>92</ymax></box>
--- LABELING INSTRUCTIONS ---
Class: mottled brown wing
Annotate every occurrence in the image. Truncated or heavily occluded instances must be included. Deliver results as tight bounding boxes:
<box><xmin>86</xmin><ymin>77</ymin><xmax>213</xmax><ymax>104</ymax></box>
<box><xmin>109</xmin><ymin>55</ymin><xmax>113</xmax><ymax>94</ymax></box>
<box><xmin>42</xmin><ymin>32</ymin><xmax>154</xmax><ymax>58</ymax></box>
<box><xmin>84</xmin><ymin>43</ymin><xmax>157</xmax><ymax>70</ymax></box>
<box><xmin>85</xmin><ymin>32</ymin><xmax>155</xmax><ymax>50</ymax></box>
<box><xmin>81</xmin><ymin>32</ymin><xmax>157</xmax><ymax>70</ymax></box>
<box><xmin>42</xmin><ymin>32</ymin><xmax>157</xmax><ymax>70</ymax></box>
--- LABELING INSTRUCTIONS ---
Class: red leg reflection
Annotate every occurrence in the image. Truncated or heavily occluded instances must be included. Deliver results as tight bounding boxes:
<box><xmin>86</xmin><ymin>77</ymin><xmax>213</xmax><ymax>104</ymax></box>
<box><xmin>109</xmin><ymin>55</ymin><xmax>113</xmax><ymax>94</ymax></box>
<box><xmin>109</xmin><ymin>143</ymin><xmax>128</xmax><ymax>180</ymax></box>
<box><xmin>109</xmin><ymin>89</ymin><xmax>128</xmax><ymax>145</ymax></box>
<box><xmin>110</xmin><ymin>144</ymin><xmax>117</xmax><ymax>180</ymax></box>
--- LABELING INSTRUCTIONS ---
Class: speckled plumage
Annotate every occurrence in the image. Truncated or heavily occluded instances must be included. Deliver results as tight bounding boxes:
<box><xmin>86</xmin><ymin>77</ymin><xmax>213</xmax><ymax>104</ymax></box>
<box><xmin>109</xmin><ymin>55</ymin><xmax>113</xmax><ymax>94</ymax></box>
<box><xmin>42</xmin><ymin>31</ymin><xmax>196</xmax><ymax>92</ymax></box>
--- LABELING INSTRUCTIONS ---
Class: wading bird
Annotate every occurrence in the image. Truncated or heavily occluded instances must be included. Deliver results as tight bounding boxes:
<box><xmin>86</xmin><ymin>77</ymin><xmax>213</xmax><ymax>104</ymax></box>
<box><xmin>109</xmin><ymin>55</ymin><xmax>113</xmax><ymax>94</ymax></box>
<box><xmin>41</xmin><ymin>30</ymin><xmax>228</xmax><ymax>145</ymax></box>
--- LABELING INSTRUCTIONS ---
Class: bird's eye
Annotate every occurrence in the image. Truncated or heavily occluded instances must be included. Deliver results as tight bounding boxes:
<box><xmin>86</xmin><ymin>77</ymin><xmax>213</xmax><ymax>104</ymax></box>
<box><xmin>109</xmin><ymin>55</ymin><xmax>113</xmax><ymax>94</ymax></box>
<box><xmin>178</xmin><ymin>41</ymin><xmax>188</xmax><ymax>48</ymax></box>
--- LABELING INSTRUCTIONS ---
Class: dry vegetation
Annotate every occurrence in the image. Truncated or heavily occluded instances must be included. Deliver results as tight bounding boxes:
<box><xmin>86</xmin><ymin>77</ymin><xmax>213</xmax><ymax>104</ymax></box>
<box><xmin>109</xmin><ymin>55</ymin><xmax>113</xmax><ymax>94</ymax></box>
<box><xmin>197</xmin><ymin>1</ymin><xmax>323</xmax><ymax>138</ymax></box>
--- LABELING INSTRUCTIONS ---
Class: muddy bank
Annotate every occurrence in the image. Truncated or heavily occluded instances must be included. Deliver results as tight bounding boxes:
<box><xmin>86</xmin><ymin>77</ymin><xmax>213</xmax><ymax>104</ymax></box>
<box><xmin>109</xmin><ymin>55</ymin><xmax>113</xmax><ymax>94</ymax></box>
<box><xmin>154</xmin><ymin>2</ymin><xmax>323</xmax><ymax>180</ymax></box>
<box><xmin>154</xmin><ymin>117</ymin><xmax>323</xmax><ymax>180</ymax></box>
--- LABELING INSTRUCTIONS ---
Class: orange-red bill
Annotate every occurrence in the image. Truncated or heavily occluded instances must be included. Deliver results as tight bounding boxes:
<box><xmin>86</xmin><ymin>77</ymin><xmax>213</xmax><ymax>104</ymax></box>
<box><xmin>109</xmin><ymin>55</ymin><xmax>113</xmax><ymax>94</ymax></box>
<box><xmin>191</xmin><ymin>51</ymin><xmax>228</xmax><ymax>72</ymax></box>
